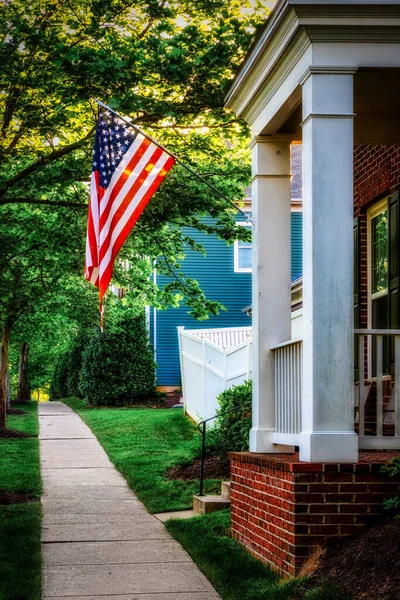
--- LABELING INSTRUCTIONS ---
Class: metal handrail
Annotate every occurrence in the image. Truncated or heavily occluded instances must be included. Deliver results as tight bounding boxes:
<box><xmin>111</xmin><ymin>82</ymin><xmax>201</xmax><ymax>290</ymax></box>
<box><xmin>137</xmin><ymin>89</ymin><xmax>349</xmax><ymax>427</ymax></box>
<box><xmin>197</xmin><ymin>399</ymin><xmax>252</xmax><ymax>496</ymax></box>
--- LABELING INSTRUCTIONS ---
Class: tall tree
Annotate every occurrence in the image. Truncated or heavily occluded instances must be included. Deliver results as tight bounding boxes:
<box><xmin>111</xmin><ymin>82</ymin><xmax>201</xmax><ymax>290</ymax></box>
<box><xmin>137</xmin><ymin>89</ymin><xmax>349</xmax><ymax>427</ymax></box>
<box><xmin>0</xmin><ymin>0</ymin><xmax>265</xmax><ymax>427</ymax></box>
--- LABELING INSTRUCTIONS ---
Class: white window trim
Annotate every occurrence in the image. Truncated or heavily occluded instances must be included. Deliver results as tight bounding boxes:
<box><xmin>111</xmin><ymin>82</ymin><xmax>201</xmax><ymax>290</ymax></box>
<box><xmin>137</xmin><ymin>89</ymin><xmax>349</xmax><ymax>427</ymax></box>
<box><xmin>234</xmin><ymin>222</ymin><xmax>252</xmax><ymax>273</ymax></box>
<box><xmin>367</xmin><ymin>196</ymin><xmax>389</xmax><ymax>378</ymax></box>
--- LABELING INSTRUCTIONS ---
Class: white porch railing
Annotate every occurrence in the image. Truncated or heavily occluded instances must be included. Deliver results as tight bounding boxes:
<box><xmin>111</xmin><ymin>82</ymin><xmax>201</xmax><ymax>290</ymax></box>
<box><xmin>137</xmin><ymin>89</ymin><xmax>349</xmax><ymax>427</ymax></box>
<box><xmin>355</xmin><ymin>329</ymin><xmax>400</xmax><ymax>450</ymax></box>
<box><xmin>273</xmin><ymin>340</ymin><xmax>302</xmax><ymax>436</ymax></box>
<box><xmin>271</xmin><ymin>330</ymin><xmax>400</xmax><ymax>450</ymax></box>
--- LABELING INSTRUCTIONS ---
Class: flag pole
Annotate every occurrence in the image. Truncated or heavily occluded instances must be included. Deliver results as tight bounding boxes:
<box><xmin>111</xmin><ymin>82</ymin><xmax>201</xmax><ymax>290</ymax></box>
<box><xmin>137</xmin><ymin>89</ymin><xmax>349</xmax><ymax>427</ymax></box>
<box><xmin>95</xmin><ymin>99</ymin><xmax>254</xmax><ymax>227</ymax></box>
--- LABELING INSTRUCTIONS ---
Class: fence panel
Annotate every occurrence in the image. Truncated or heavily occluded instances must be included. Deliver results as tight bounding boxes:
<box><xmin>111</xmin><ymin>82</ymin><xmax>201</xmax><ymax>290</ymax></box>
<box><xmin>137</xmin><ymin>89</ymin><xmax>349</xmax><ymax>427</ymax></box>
<box><xmin>178</xmin><ymin>327</ymin><xmax>252</xmax><ymax>422</ymax></box>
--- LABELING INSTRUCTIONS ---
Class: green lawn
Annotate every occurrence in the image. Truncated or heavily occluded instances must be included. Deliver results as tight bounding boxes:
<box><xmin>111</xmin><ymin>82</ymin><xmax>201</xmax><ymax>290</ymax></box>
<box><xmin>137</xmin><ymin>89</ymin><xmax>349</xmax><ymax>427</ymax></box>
<box><xmin>63</xmin><ymin>397</ymin><xmax>222</xmax><ymax>513</ymax></box>
<box><xmin>0</xmin><ymin>402</ymin><xmax>42</xmax><ymax>600</ymax></box>
<box><xmin>0</xmin><ymin>504</ymin><xmax>42</xmax><ymax>600</ymax></box>
<box><xmin>0</xmin><ymin>404</ymin><xmax>41</xmax><ymax>498</ymax></box>
<box><xmin>166</xmin><ymin>511</ymin><xmax>348</xmax><ymax>600</ymax></box>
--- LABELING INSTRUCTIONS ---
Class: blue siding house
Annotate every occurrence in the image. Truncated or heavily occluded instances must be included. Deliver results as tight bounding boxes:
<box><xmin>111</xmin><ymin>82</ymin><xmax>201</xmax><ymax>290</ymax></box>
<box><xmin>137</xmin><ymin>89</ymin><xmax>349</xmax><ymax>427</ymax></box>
<box><xmin>149</xmin><ymin>208</ymin><xmax>303</xmax><ymax>387</ymax></box>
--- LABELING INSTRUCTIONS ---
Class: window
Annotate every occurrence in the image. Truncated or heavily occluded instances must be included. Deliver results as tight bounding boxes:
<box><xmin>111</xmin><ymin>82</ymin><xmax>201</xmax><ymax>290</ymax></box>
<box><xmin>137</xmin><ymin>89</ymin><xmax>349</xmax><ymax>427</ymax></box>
<box><xmin>368</xmin><ymin>199</ymin><xmax>389</xmax><ymax>374</ymax></box>
<box><xmin>369</xmin><ymin>200</ymin><xmax>389</xmax><ymax>327</ymax></box>
<box><xmin>234</xmin><ymin>223</ymin><xmax>252</xmax><ymax>273</ymax></box>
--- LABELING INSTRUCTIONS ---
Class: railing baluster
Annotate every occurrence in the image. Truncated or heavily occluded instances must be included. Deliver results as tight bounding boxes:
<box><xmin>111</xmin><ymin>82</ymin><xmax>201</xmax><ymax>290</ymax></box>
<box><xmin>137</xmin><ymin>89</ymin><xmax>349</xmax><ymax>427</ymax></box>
<box><xmin>282</xmin><ymin>347</ymin><xmax>287</xmax><ymax>431</ymax></box>
<box><xmin>395</xmin><ymin>336</ymin><xmax>400</xmax><ymax>437</ymax></box>
<box><xmin>289</xmin><ymin>346</ymin><xmax>293</xmax><ymax>434</ymax></box>
<box><xmin>376</xmin><ymin>335</ymin><xmax>383</xmax><ymax>437</ymax></box>
<box><xmin>275</xmin><ymin>349</ymin><xmax>280</xmax><ymax>432</ymax></box>
<box><xmin>299</xmin><ymin>342</ymin><xmax>302</xmax><ymax>433</ymax></box>
<box><xmin>291</xmin><ymin>346</ymin><xmax>295</xmax><ymax>434</ymax></box>
<box><xmin>358</xmin><ymin>334</ymin><xmax>365</xmax><ymax>436</ymax></box>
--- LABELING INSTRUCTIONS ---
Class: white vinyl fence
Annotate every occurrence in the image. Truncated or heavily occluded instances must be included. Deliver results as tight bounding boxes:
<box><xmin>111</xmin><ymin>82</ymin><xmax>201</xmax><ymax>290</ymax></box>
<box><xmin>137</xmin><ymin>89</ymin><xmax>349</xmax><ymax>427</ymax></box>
<box><xmin>178</xmin><ymin>326</ymin><xmax>252</xmax><ymax>423</ymax></box>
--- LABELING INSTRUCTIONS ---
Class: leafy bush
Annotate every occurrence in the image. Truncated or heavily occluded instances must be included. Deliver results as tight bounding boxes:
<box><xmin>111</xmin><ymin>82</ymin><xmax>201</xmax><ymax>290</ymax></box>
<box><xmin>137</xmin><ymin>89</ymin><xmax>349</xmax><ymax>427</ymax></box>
<box><xmin>79</xmin><ymin>313</ymin><xmax>156</xmax><ymax>406</ymax></box>
<box><xmin>50</xmin><ymin>330</ymin><xmax>90</xmax><ymax>400</ymax></box>
<box><xmin>381</xmin><ymin>456</ymin><xmax>400</xmax><ymax>511</ymax></box>
<box><xmin>50</xmin><ymin>353</ymin><xmax>69</xmax><ymax>400</ymax></box>
<box><xmin>212</xmin><ymin>380</ymin><xmax>252</xmax><ymax>456</ymax></box>
<box><xmin>66</xmin><ymin>329</ymin><xmax>90</xmax><ymax>397</ymax></box>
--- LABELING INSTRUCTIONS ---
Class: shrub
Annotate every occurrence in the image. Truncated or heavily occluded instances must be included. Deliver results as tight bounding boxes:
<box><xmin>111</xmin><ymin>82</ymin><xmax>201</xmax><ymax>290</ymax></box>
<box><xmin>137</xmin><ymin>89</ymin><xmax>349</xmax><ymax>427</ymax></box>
<box><xmin>65</xmin><ymin>330</ymin><xmax>90</xmax><ymax>398</ymax></box>
<box><xmin>381</xmin><ymin>457</ymin><xmax>400</xmax><ymax>511</ymax></box>
<box><xmin>213</xmin><ymin>379</ymin><xmax>252</xmax><ymax>456</ymax></box>
<box><xmin>50</xmin><ymin>353</ymin><xmax>69</xmax><ymax>400</ymax></box>
<box><xmin>79</xmin><ymin>313</ymin><xmax>156</xmax><ymax>406</ymax></box>
<box><xmin>50</xmin><ymin>330</ymin><xmax>90</xmax><ymax>400</ymax></box>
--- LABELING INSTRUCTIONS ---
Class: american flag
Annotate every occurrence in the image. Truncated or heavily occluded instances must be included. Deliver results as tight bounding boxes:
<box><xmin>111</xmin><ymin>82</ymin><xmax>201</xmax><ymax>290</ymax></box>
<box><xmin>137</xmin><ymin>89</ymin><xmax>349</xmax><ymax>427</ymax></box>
<box><xmin>85</xmin><ymin>106</ymin><xmax>175</xmax><ymax>300</ymax></box>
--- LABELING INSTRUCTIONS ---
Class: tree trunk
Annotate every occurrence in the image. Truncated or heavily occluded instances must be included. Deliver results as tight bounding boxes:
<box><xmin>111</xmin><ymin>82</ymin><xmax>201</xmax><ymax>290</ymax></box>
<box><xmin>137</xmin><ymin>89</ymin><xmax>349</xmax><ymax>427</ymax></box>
<box><xmin>16</xmin><ymin>342</ymin><xmax>30</xmax><ymax>404</ymax></box>
<box><xmin>5</xmin><ymin>370</ymin><xmax>10</xmax><ymax>410</ymax></box>
<box><xmin>0</xmin><ymin>323</ymin><xmax>12</xmax><ymax>430</ymax></box>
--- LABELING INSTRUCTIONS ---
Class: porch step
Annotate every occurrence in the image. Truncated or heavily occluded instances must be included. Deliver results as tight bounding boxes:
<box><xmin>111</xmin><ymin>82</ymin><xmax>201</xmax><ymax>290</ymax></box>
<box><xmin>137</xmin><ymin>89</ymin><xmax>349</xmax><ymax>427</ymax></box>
<box><xmin>221</xmin><ymin>481</ymin><xmax>231</xmax><ymax>500</ymax></box>
<box><xmin>193</xmin><ymin>494</ymin><xmax>231</xmax><ymax>515</ymax></box>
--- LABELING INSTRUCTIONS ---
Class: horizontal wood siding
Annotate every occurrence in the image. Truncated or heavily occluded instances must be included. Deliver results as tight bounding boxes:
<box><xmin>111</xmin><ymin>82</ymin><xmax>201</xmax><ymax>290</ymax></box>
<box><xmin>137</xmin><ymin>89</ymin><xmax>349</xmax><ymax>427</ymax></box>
<box><xmin>291</xmin><ymin>212</ymin><xmax>303</xmax><ymax>280</ymax></box>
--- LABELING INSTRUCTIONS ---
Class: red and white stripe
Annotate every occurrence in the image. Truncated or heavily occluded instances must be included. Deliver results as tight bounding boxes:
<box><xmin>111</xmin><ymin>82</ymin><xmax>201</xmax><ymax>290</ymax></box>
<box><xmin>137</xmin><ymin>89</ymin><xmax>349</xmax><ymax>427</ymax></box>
<box><xmin>85</xmin><ymin>128</ymin><xmax>175</xmax><ymax>300</ymax></box>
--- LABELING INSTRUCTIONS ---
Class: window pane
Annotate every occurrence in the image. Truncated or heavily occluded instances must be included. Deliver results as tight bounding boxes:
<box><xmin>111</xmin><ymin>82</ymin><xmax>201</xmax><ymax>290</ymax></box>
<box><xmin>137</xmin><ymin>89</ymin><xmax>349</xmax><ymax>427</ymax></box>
<box><xmin>371</xmin><ymin>209</ymin><xmax>388</xmax><ymax>294</ymax></box>
<box><xmin>238</xmin><ymin>240</ymin><xmax>252</xmax><ymax>248</ymax></box>
<box><xmin>239</xmin><ymin>247</ymin><xmax>252</xmax><ymax>269</ymax></box>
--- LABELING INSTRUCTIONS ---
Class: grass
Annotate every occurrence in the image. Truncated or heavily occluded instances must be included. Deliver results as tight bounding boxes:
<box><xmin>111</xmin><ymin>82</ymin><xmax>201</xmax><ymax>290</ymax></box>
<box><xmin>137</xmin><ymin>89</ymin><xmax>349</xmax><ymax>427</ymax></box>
<box><xmin>63</xmin><ymin>397</ymin><xmax>221</xmax><ymax>513</ymax></box>
<box><xmin>0</xmin><ymin>504</ymin><xmax>42</xmax><ymax>600</ymax></box>
<box><xmin>166</xmin><ymin>511</ymin><xmax>349</xmax><ymax>600</ymax></box>
<box><xmin>0</xmin><ymin>402</ymin><xmax>42</xmax><ymax>600</ymax></box>
<box><xmin>0</xmin><ymin>403</ymin><xmax>41</xmax><ymax>497</ymax></box>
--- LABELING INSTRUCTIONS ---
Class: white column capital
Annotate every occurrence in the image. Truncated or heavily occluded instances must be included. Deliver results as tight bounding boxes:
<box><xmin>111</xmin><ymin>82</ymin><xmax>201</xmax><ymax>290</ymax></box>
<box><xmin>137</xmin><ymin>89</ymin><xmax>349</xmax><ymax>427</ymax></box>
<box><xmin>299</xmin><ymin>66</ymin><xmax>358</xmax><ymax>87</ymax></box>
<box><xmin>249</xmin><ymin>134</ymin><xmax>294</xmax><ymax>150</ymax></box>
<box><xmin>251</xmin><ymin>135</ymin><xmax>292</xmax><ymax>180</ymax></box>
<box><xmin>301</xmin><ymin>68</ymin><xmax>355</xmax><ymax>123</ymax></box>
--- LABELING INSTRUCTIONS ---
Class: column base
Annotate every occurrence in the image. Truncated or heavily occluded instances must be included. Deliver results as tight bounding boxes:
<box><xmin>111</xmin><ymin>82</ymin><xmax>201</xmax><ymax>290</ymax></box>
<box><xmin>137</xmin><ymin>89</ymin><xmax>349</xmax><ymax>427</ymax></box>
<box><xmin>249</xmin><ymin>427</ymin><xmax>295</xmax><ymax>453</ymax></box>
<box><xmin>298</xmin><ymin>431</ymin><xmax>359</xmax><ymax>462</ymax></box>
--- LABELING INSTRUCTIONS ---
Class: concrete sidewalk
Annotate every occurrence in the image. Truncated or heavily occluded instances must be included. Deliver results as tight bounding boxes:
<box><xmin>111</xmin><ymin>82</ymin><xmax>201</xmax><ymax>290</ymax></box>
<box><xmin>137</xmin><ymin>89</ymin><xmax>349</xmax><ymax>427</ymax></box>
<box><xmin>40</xmin><ymin>402</ymin><xmax>220</xmax><ymax>599</ymax></box>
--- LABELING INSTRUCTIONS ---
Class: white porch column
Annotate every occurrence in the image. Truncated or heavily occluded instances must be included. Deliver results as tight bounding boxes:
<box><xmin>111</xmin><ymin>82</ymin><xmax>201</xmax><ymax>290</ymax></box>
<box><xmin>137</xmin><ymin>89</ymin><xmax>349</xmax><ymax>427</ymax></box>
<box><xmin>250</xmin><ymin>135</ymin><xmax>293</xmax><ymax>453</ymax></box>
<box><xmin>299</xmin><ymin>68</ymin><xmax>358</xmax><ymax>462</ymax></box>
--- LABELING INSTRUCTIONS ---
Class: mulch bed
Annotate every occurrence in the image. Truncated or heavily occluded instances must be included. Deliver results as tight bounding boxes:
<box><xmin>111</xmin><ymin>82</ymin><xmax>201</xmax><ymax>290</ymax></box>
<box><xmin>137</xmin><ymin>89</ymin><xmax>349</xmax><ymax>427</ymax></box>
<box><xmin>0</xmin><ymin>490</ymin><xmax>35</xmax><ymax>505</ymax></box>
<box><xmin>162</xmin><ymin>390</ymin><xmax>183</xmax><ymax>408</ymax></box>
<box><xmin>125</xmin><ymin>390</ymin><xmax>183</xmax><ymax>410</ymax></box>
<box><xmin>6</xmin><ymin>409</ymin><xmax>27</xmax><ymax>415</ymax></box>
<box><xmin>0</xmin><ymin>429</ymin><xmax>33</xmax><ymax>439</ymax></box>
<box><xmin>166</xmin><ymin>456</ymin><xmax>230</xmax><ymax>481</ymax></box>
<box><xmin>307</xmin><ymin>517</ymin><xmax>400</xmax><ymax>600</ymax></box>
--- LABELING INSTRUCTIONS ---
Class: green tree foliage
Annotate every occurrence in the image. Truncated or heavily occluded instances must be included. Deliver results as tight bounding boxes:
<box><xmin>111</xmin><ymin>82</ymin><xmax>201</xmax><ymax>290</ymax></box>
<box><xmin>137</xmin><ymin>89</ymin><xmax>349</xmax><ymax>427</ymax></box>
<box><xmin>0</xmin><ymin>0</ymin><xmax>266</xmax><ymax>425</ymax></box>
<box><xmin>78</xmin><ymin>311</ymin><xmax>156</xmax><ymax>406</ymax></box>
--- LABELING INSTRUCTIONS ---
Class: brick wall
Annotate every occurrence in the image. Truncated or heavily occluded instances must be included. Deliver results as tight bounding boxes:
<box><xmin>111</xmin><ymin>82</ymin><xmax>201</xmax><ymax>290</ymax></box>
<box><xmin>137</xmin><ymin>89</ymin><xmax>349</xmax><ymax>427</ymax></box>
<box><xmin>230</xmin><ymin>452</ymin><xmax>400</xmax><ymax>577</ymax></box>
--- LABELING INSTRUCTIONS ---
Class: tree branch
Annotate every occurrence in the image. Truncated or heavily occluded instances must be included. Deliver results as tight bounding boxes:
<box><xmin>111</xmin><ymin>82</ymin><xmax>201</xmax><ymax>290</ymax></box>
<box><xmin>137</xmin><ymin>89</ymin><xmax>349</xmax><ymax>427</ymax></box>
<box><xmin>0</xmin><ymin>198</ymin><xmax>88</xmax><ymax>209</ymax></box>
<box><xmin>0</xmin><ymin>127</ymin><xmax>95</xmax><ymax>196</ymax></box>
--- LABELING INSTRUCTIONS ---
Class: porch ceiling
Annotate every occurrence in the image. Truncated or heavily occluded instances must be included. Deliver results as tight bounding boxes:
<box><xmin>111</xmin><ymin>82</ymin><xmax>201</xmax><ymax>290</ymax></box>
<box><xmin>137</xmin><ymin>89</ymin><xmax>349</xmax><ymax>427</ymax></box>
<box><xmin>275</xmin><ymin>69</ymin><xmax>400</xmax><ymax>145</ymax></box>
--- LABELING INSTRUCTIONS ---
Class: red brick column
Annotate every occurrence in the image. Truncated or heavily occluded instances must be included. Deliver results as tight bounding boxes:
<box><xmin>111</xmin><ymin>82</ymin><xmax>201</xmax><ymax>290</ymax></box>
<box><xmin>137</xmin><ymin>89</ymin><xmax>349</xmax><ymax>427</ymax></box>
<box><xmin>229</xmin><ymin>452</ymin><xmax>400</xmax><ymax>577</ymax></box>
